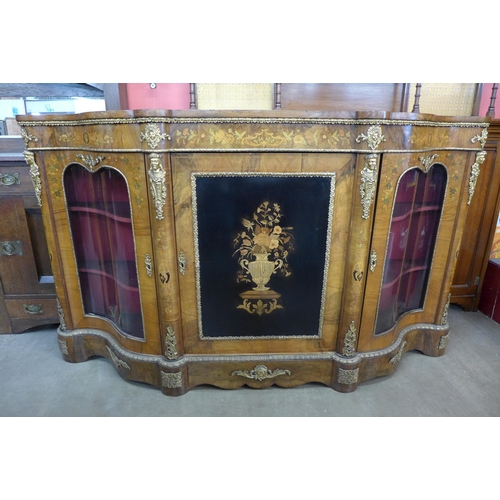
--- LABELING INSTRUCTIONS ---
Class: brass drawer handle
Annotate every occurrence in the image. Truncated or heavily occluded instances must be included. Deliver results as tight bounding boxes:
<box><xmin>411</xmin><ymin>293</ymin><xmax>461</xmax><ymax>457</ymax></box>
<box><xmin>1</xmin><ymin>241</ymin><xmax>23</xmax><ymax>256</ymax></box>
<box><xmin>23</xmin><ymin>304</ymin><xmax>44</xmax><ymax>315</ymax></box>
<box><xmin>0</xmin><ymin>173</ymin><xmax>20</xmax><ymax>186</ymax></box>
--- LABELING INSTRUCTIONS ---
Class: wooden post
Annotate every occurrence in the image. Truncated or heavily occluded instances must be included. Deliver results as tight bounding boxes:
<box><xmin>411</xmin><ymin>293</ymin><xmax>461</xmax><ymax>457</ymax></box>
<box><xmin>275</xmin><ymin>83</ymin><xmax>281</xmax><ymax>109</ymax></box>
<box><xmin>487</xmin><ymin>83</ymin><xmax>498</xmax><ymax>118</ymax></box>
<box><xmin>189</xmin><ymin>83</ymin><xmax>196</xmax><ymax>109</ymax></box>
<box><xmin>103</xmin><ymin>84</ymin><xmax>128</xmax><ymax>110</ymax></box>
<box><xmin>412</xmin><ymin>83</ymin><xmax>422</xmax><ymax>113</ymax></box>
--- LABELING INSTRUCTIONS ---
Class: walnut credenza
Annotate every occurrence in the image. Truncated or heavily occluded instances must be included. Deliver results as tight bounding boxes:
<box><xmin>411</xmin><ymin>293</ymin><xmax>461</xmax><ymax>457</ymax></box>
<box><xmin>16</xmin><ymin>110</ymin><xmax>489</xmax><ymax>395</ymax></box>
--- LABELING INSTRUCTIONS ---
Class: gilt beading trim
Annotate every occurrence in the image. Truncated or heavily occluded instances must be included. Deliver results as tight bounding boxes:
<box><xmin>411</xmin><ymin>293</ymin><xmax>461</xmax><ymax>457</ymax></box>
<box><xmin>23</xmin><ymin>147</ymin><xmax>488</xmax><ymax>157</ymax></box>
<box><xmin>57</xmin><ymin>321</ymin><xmax>448</xmax><ymax>368</ymax></box>
<box><xmin>17</xmin><ymin>116</ymin><xmax>490</xmax><ymax>128</ymax></box>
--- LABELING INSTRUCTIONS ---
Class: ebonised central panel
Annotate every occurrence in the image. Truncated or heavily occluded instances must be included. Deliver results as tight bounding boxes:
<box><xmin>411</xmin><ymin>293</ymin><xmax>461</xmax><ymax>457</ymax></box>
<box><xmin>193</xmin><ymin>173</ymin><xmax>335</xmax><ymax>339</ymax></box>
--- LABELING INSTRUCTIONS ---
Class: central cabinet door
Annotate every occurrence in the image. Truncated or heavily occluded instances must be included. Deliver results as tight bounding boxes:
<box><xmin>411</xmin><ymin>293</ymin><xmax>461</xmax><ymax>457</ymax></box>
<box><xmin>172</xmin><ymin>152</ymin><xmax>354</xmax><ymax>355</ymax></box>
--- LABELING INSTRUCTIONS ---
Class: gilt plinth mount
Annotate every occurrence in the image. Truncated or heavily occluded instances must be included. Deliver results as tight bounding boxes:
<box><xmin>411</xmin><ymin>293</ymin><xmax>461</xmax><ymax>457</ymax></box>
<box><xmin>231</xmin><ymin>364</ymin><xmax>292</xmax><ymax>382</ymax></box>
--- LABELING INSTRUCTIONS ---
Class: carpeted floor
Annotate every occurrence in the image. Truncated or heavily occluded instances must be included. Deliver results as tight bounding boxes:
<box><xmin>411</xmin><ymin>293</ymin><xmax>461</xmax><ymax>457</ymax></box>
<box><xmin>1</xmin><ymin>305</ymin><xmax>499</xmax><ymax>417</ymax></box>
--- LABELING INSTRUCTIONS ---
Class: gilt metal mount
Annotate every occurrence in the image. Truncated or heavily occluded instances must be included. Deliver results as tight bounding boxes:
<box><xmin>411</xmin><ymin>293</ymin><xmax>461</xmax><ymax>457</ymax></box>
<box><xmin>360</xmin><ymin>154</ymin><xmax>378</xmax><ymax>219</ymax></box>
<box><xmin>148</xmin><ymin>153</ymin><xmax>167</xmax><ymax>220</ymax></box>
<box><xmin>356</xmin><ymin>125</ymin><xmax>386</xmax><ymax>151</ymax></box>
<box><xmin>231</xmin><ymin>364</ymin><xmax>291</xmax><ymax>382</ymax></box>
<box><xmin>141</xmin><ymin>123</ymin><xmax>170</xmax><ymax>149</ymax></box>
<box><xmin>342</xmin><ymin>321</ymin><xmax>357</xmax><ymax>357</ymax></box>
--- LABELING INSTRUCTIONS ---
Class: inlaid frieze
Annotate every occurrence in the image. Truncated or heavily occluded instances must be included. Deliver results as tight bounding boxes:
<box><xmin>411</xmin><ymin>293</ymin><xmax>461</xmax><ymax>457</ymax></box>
<box><xmin>172</xmin><ymin>123</ymin><xmax>357</xmax><ymax>150</ymax></box>
<box><xmin>18</xmin><ymin>115</ymin><xmax>487</xmax><ymax>153</ymax></box>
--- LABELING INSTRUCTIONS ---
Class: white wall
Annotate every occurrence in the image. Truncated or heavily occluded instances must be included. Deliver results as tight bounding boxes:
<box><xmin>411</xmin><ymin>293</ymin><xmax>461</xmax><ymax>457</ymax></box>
<box><xmin>25</xmin><ymin>99</ymin><xmax>76</xmax><ymax>114</ymax></box>
<box><xmin>73</xmin><ymin>98</ymin><xmax>106</xmax><ymax>113</ymax></box>
<box><xmin>0</xmin><ymin>98</ymin><xmax>106</xmax><ymax>121</ymax></box>
<box><xmin>0</xmin><ymin>99</ymin><xmax>25</xmax><ymax>120</ymax></box>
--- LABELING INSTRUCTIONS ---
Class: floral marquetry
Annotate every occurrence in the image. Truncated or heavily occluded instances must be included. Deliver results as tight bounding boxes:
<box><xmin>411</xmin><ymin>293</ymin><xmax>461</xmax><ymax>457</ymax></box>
<box><xmin>173</xmin><ymin>124</ymin><xmax>355</xmax><ymax>150</ymax></box>
<box><xmin>233</xmin><ymin>201</ymin><xmax>294</xmax><ymax>289</ymax></box>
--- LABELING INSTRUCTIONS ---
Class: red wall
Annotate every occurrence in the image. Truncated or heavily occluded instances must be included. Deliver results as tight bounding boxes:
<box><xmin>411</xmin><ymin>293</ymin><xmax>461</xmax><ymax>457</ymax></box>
<box><xmin>125</xmin><ymin>83</ymin><xmax>190</xmax><ymax>110</ymax></box>
<box><xmin>123</xmin><ymin>83</ymin><xmax>498</xmax><ymax>116</ymax></box>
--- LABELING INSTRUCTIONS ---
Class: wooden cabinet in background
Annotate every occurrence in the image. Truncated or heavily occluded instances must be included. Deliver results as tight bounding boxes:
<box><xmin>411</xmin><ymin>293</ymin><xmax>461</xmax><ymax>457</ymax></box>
<box><xmin>0</xmin><ymin>137</ymin><xmax>59</xmax><ymax>333</ymax></box>
<box><xmin>16</xmin><ymin>109</ymin><xmax>488</xmax><ymax>395</ymax></box>
<box><xmin>451</xmin><ymin>120</ymin><xmax>500</xmax><ymax>311</ymax></box>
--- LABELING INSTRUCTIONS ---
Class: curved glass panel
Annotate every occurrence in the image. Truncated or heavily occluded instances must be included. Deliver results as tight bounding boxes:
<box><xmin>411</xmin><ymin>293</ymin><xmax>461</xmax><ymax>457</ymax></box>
<box><xmin>375</xmin><ymin>164</ymin><xmax>447</xmax><ymax>335</ymax></box>
<box><xmin>64</xmin><ymin>164</ymin><xmax>144</xmax><ymax>338</ymax></box>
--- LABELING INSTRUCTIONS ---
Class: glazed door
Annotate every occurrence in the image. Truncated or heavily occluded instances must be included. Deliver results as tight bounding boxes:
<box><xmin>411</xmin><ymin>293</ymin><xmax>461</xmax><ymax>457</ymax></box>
<box><xmin>172</xmin><ymin>152</ymin><xmax>355</xmax><ymax>355</ymax></box>
<box><xmin>358</xmin><ymin>152</ymin><xmax>469</xmax><ymax>351</ymax></box>
<box><xmin>44</xmin><ymin>151</ymin><xmax>161</xmax><ymax>354</ymax></box>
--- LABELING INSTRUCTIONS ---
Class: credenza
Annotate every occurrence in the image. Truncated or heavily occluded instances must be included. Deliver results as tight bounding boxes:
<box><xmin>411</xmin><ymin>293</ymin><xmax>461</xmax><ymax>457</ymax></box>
<box><xmin>16</xmin><ymin>109</ymin><xmax>489</xmax><ymax>395</ymax></box>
